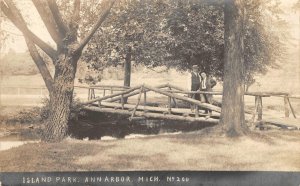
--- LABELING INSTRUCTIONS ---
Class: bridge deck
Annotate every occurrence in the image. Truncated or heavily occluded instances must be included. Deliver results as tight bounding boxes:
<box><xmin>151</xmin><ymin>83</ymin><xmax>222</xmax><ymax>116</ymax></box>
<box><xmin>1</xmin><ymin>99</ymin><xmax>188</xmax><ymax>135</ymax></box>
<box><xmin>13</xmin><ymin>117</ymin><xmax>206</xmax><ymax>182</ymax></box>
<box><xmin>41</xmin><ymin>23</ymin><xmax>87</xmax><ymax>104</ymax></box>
<box><xmin>84</xmin><ymin>105</ymin><xmax>219</xmax><ymax>123</ymax></box>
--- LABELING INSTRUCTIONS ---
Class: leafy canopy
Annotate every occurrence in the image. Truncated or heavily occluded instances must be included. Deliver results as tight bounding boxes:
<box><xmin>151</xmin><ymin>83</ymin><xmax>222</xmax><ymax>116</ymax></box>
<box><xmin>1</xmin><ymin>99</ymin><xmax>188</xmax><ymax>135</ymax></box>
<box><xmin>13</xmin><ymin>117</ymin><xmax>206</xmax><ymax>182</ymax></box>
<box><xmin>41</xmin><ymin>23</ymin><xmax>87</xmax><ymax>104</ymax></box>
<box><xmin>82</xmin><ymin>0</ymin><xmax>288</xmax><ymax>86</ymax></box>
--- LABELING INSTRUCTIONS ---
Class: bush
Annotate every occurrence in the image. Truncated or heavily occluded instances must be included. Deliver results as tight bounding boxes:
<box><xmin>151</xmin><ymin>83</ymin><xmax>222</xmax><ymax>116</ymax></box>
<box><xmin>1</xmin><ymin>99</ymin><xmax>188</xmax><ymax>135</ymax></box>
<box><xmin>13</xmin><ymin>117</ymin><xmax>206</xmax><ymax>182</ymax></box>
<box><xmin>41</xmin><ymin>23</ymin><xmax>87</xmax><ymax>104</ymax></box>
<box><xmin>39</xmin><ymin>95</ymin><xmax>85</xmax><ymax>122</ymax></box>
<box><xmin>3</xmin><ymin>107</ymin><xmax>42</xmax><ymax>125</ymax></box>
<box><xmin>1</xmin><ymin>95</ymin><xmax>85</xmax><ymax>125</ymax></box>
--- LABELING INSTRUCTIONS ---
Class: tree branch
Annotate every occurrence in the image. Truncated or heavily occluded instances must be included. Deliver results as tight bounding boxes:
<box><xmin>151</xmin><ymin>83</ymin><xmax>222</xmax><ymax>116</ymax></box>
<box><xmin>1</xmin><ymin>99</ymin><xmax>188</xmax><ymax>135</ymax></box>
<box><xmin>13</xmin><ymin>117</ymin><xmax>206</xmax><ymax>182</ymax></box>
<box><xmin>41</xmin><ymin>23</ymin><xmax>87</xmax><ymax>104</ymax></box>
<box><xmin>72</xmin><ymin>0</ymin><xmax>80</xmax><ymax>25</ymax></box>
<box><xmin>25</xmin><ymin>38</ymin><xmax>54</xmax><ymax>92</ymax></box>
<box><xmin>32</xmin><ymin>0</ymin><xmax>63</xmax><ymax>47</ymax></box>
<box><xmin>47</xmin><ymin>0</ymin><xmax>69</xmax><ymax>37</ymax></box>
<box><xmin>68</xmin><ymin>0</ymin><xmax>80</xmax><ymax>40</ymax></box>
<box><xmin>74</xmin><ymin>0</ymin><xmax>116</xmax><ymax>53</ymax></box>
<box><xmin>1</xmin><ymin>0</ymin><xmax>57</xmax><ymax>59</ymax></box>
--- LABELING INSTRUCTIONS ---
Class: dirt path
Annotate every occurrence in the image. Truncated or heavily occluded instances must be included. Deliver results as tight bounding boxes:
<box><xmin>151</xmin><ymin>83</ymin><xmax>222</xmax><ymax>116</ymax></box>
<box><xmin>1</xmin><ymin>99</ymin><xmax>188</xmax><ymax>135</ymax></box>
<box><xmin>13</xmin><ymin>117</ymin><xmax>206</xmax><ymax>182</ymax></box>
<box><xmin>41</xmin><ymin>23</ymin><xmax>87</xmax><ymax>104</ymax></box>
<box><xmin>0</xmin><ymin>130</ymin><xmax>299</xmax><ymax>172</ymax></box>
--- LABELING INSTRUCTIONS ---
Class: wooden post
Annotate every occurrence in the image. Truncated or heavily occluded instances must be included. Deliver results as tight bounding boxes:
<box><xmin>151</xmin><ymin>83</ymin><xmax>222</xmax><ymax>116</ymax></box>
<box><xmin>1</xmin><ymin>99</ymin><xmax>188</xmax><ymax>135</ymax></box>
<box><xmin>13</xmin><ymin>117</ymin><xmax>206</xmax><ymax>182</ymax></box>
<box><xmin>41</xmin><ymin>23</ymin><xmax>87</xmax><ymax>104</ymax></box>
<box><xmin>173</xmin><ymin>98</ymin><xmax>177</xmax><ymax>108</ymax></box>
<box><xmin>287</xmin><ymin>97</ymin><xmax>297</xmax><ymax>118</ymax></box>
<box><xmin>130</xmin><ymin>86</ymin><xmax>143</xmax><ymax>120</ymax></box>
<box><xmin>168</xmin><ymin>86</ymin><xmax>177</xmax><ymax>108</ymax></box>
<box><xmin>284</xmin><ymin>96</ymin><xmax>290</xmax><ymax>118</ymax></box>
<box><xmin>98</xmin><ymin>100</ymin><xmax>101</xmax><ymax>108</ymax></box>
<box><xmin>168</xmin><ymin>96</ymin><xmax>172</xmax><ymax>114</ymax></box>
<box><xmin>123</xmin><ymin>46</ymin><xmax>131</xmax><ymax>104</ymax></box>
<box><xmin>251</xmin><ymin>96</ymin><xmax>258</xmax><ymax>123</ymax></box>
<box><xmin>121</xmin><ymin>94</ymin><xmax>124</xmax><ymax>110</ymax></box>
<box><xmin>144</xmin><ymin>90</ymin><xmax>147</xmax><ymax>113</ymax></box>
<box><xmin>195</xmin><ymin>105</ymin><xmax>199</xmax><ymax>117</ymax></box>
<box><xmin>191</xmin><ymin>93</ymin><xmax>195</xmax><ymax>110</ymax></box>
<box><xmin>91</xmin><ymin>88</ymin><xmax>95</xmax><ymax>99</ymax></box>
<box><xmin>257</xmin><ymin>96</ymin><xmax>263</xmax><ymax>121</ymax></box>
<box><xmin>88</xmin><ymin>88</ymin><xmax>91</xmax><ymax>100</ymax></box>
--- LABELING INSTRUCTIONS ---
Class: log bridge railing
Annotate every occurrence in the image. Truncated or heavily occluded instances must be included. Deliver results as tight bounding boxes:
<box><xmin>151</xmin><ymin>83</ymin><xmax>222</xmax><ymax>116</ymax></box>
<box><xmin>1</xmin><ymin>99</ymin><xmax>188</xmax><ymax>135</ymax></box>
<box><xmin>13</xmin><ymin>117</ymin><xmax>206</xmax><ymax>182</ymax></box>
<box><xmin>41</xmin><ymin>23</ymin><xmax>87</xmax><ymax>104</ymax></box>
<box><xmin>80</xmin><ymin>83</ymin><xmax>221</xmax><ymax>124</ymax></box>
<box><xmin>75</xmin><ymin>85</ymin><xmax>130</xmax><ymax>100</ymax></box>
<box><xmin>78</xmin><ymin>83</ymin><xmax>298</xmax><ymax>125</ymax></box>
<box><xmin>163</xmin><ymin>89</ymin><xmax>298</xmax><ymax>121</ymax></box>
<box><xmin>246</xmin><ymin>92</ymin><xmax>297</xmax><ymax>122</ymax></box>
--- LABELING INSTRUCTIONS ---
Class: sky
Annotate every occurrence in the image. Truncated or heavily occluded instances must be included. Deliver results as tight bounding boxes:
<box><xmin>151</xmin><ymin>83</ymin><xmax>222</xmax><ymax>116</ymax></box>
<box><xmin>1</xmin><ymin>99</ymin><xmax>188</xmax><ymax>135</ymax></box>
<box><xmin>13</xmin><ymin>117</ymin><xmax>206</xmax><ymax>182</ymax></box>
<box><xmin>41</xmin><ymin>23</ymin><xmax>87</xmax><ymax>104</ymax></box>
<box><xmin>0</xmin><ymin>0</ymin><xmax>54</xmax><ymax>53</ymax></box>
<box><xmin>0</xmin><ymin>0</ymin><xmax>299</xmax><ymax>53</ymax></box>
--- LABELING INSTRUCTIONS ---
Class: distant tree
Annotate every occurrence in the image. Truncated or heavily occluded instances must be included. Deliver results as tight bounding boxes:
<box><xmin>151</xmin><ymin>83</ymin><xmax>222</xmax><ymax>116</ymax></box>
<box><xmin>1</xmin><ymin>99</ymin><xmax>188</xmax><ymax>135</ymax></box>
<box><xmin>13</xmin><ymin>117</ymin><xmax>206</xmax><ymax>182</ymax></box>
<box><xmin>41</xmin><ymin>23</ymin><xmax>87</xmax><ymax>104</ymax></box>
<box><xmin>82</xmin><ymin>0</ymin><xmax>170</xmax><ymax>85</ymax></box>
<box><xmin>293</xmin><ymin>0</ymin><xmax>300</xmax><ymax>61</ymax></box>
<box><xmin>1</xmin><ymin>51</ymin><xmax>40</xmax><ymax>75</ymax></box>
<box><xmin>0</xmin><ymin>17</ymin><xmax>7</xmax><ymax>51</ymax></box>
<box><xmin>293</xmin><ymin>0</ymin><xmax>300</xmax><ymax>11</ymax></box>
<box><xmin>1</xmin><ymin>0</ymin><xmax>116</xmax><ymax>142</ymax></box>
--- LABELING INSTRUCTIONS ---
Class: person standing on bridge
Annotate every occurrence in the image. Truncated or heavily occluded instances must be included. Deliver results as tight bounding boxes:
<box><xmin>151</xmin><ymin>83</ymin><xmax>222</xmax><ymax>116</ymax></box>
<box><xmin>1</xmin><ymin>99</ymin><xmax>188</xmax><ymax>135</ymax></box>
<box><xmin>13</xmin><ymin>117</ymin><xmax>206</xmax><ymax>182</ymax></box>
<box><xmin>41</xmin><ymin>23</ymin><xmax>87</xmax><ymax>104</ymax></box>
<box><xmin>187</xmin><ymin>65</ymin><xmax>202</xmax><ymax>111</ymax></box>
<box><xmin>200</xmin><ymin>71</ymin><xmax>217</xmax><ymax>118</ymax></box>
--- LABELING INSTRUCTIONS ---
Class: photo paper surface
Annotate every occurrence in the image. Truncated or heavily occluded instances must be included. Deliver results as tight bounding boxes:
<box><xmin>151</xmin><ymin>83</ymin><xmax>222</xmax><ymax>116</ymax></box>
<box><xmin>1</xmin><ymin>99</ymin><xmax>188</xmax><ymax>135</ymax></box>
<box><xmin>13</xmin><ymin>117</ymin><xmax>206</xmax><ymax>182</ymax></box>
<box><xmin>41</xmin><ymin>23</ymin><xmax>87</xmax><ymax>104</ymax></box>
<box><xmin>0</xmin><ymin>0</ymin><xmax>300</xmax><ymax>185</ymax></box>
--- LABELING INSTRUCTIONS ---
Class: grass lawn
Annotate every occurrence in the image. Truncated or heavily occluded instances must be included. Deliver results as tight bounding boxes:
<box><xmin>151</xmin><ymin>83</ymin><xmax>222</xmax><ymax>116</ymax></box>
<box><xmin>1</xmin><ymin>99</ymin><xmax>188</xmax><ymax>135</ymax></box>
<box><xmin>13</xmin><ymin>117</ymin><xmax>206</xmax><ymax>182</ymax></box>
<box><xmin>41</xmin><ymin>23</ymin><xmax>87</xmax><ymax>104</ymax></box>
<box><xmin>0</xmin><ymin>130</ymin><xmax>300</xmax><ymax>172</ymax></box>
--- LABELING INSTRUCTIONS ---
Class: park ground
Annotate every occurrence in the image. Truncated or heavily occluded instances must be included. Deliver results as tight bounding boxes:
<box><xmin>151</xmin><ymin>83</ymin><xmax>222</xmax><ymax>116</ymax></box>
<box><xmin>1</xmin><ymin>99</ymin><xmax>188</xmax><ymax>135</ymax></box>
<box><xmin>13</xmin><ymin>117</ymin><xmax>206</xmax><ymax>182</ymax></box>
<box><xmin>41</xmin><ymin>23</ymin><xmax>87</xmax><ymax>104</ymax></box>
<box><xmin>0</xmin><ymin>105</ymin><xmax>300</xmax><ymax>172</ymax></box>
<box><xmin>0</xmin><ymin>125</ymin><xmax>300</xmax><ymax>171</ymax></box>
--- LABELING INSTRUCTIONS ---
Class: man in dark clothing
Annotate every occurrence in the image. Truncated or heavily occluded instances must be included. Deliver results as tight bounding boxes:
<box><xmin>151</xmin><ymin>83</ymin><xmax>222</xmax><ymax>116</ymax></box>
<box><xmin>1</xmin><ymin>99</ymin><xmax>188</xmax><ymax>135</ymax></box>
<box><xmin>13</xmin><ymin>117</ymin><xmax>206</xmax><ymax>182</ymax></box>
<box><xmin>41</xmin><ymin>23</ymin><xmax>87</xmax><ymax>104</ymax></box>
<box><xmin>187</xmin><ymin>65</ymin><xmax>201</xmax><ymax>101</ymax></box>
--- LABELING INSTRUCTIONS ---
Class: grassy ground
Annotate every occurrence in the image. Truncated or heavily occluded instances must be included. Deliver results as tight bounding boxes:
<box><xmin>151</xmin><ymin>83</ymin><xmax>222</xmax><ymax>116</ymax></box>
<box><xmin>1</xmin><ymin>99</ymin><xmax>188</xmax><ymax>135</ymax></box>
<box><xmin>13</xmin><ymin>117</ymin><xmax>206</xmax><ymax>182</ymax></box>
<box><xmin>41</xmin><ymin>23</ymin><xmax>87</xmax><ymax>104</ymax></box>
<box><xmin>0</xmin><ymin>96</ymin><xmax>300</xmax><ymax>172</ymax></box>
<box><xmin>0</xmin><ymin>130</ymin><xmax>299</xmax><ymax>172</ymax></box>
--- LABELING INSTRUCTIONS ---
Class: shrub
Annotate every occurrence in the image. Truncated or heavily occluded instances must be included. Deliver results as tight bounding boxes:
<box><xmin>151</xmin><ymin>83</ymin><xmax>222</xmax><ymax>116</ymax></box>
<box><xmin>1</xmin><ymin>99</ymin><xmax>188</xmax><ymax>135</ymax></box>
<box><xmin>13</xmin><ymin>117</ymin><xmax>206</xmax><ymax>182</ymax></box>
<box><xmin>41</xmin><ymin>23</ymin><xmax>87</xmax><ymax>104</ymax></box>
<box><xmin>39</xmin><ymin>95</ymin><xmax>85</xmax><ymax>122</ymax></box>
<box><xmin>3</xmin><ymin>107</ymin><xmax>42</xmax><ymax>124</ymax></box>
<box><xmin>1</xmin><ymin>95</ymin><xmax>85</xmax><ymax>125</ymax></box>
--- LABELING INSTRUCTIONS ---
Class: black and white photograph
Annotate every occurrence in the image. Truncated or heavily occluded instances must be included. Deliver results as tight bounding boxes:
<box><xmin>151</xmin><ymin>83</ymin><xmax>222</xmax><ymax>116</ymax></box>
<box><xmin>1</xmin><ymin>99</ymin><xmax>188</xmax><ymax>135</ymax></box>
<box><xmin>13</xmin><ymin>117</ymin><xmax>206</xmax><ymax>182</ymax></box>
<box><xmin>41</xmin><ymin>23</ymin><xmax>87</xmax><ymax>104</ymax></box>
<box><xmin>0</xmin><ymin>0</ymin><xmax>300</xmax><ymax>185</ymax></box>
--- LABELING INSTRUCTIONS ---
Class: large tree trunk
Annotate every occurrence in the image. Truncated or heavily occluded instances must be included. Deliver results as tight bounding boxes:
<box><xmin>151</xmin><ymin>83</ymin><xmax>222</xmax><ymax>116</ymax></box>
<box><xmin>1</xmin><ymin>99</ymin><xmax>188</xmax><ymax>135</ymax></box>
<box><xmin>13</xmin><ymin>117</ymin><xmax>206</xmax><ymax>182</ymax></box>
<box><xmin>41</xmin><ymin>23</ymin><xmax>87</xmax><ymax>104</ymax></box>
<box><xmin>123</xmin><ymin>46</ymin><xmax>132</xmax><ymax>103</ymax></box>
<box><xmin>124</xmin><ymin>46</ymin><xmax>132</xmax><ymax>87</ymax></box>
<box><xmin>42</xmin><ymin>54</ymin><xmax>80</xmax><ymax>142</ymax></box>
<box><xmin>219</xmin><ymin>0</ymin><xmax>246</xmax><ymax>137</ymax></box>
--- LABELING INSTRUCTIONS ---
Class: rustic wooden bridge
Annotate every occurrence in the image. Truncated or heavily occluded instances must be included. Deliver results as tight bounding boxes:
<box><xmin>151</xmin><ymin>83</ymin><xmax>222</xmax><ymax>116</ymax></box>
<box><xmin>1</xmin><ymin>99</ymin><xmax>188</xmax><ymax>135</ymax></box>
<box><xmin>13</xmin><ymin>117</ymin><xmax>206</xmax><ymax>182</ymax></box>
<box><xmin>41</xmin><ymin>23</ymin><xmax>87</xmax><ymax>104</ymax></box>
<box><xmin>77</xmin><ymin>83</ymin><xmax>299</xmax><ymax>129</ymax></box>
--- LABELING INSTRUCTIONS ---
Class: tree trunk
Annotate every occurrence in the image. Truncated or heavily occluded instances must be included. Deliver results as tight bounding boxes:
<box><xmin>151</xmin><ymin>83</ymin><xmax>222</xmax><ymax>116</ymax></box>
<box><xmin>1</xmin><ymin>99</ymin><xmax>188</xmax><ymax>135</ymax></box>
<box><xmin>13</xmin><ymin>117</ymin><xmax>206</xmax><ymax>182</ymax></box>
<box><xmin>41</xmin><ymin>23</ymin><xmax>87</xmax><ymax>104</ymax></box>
<box><xmin>1</xmin><ymin>0</ymin><xmax>116</xmax><ymax>142</ymax></box>
<box><xmin>42</xmin><ymin>54</ymin><xmax>80</xmax><ymax>142</ymax></box>
<box><xmin>123</xmin><ymin>46</ymin><xmax>132</xmax><ymax>103</ymax></box>
<box><xmin>220</xmin><ymin>0</ymin><xmax>246</xmax><ymax>137</ymax></box>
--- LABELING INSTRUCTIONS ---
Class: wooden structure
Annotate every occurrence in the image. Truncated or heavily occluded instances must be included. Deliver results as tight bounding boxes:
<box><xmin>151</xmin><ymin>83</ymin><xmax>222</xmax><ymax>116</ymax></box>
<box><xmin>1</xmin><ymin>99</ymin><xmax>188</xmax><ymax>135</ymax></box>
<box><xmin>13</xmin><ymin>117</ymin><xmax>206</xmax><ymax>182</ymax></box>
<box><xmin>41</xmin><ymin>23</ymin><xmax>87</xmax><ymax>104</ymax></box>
<box><xmin>248</xmin><ymin>92</ymin><xmax>299</xmax><ymax>130</ymax></box>
<box><xmin>75</xmin><ymin>85</ymin><xmax>130</xmax><ymax>100</ymax></box>
<box><xmin>78</xmin><ymin>83</ymin><xmax>299</xmax><ymax>129</ymax></box>
<box><xmin>80</xmin><ymin>83</ymin><xmax>221</xmax><ymax>124</ymax></box>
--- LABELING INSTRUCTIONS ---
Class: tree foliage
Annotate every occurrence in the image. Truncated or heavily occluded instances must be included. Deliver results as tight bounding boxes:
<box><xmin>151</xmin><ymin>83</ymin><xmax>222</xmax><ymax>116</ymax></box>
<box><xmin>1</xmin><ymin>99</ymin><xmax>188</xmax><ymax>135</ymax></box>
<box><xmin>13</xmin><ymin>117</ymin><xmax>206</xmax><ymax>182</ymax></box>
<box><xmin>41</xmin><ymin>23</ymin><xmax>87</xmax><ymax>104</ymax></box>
<box><xmin>82</xmin><ymin>0</ymin><xmax>170</xmax><ymax>70</ymax></box>
<box><xmin>82</xmin><ymin>0</ymin><xmax>288</xmax><ymax>88</ymax></box>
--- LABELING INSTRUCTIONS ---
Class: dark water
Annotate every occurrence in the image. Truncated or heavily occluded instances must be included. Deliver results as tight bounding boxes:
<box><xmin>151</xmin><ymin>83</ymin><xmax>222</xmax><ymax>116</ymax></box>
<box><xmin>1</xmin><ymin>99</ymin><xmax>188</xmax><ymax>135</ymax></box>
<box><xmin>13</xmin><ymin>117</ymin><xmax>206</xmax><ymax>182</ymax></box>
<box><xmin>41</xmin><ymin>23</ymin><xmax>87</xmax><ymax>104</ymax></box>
<box><xmin>68</xmin><ymin>110</ymin><xmax>217</xmax><ymax>140</ymax></box>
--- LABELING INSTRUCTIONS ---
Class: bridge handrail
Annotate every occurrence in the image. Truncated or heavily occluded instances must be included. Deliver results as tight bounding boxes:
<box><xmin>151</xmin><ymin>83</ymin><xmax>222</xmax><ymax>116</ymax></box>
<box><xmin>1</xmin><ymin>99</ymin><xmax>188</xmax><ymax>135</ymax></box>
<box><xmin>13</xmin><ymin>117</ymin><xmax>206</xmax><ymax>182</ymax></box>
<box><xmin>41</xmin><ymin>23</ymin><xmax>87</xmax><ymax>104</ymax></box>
<box><xmin>80</xmin><ymin>83</ymin><xmax>297</xmax><ymax>121</ymax></box>
<box><xmin>144</xmin><ymin>85</ymin><xmax>222</xmax><ymax>113</ymax></box>
<box><xmin>163</xmin><ymin>89</ymin><xmax>290</xmax><ymax>97</ymax></box>
<box><xmin>81</xmin><ymin>85</ymin><xmax>142</xmax><ymax>105</ymax></box>
<box><xmin>74</xmin><ymin>85</ymin><xmax>130</xmax><ymax>90</ymax></box>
